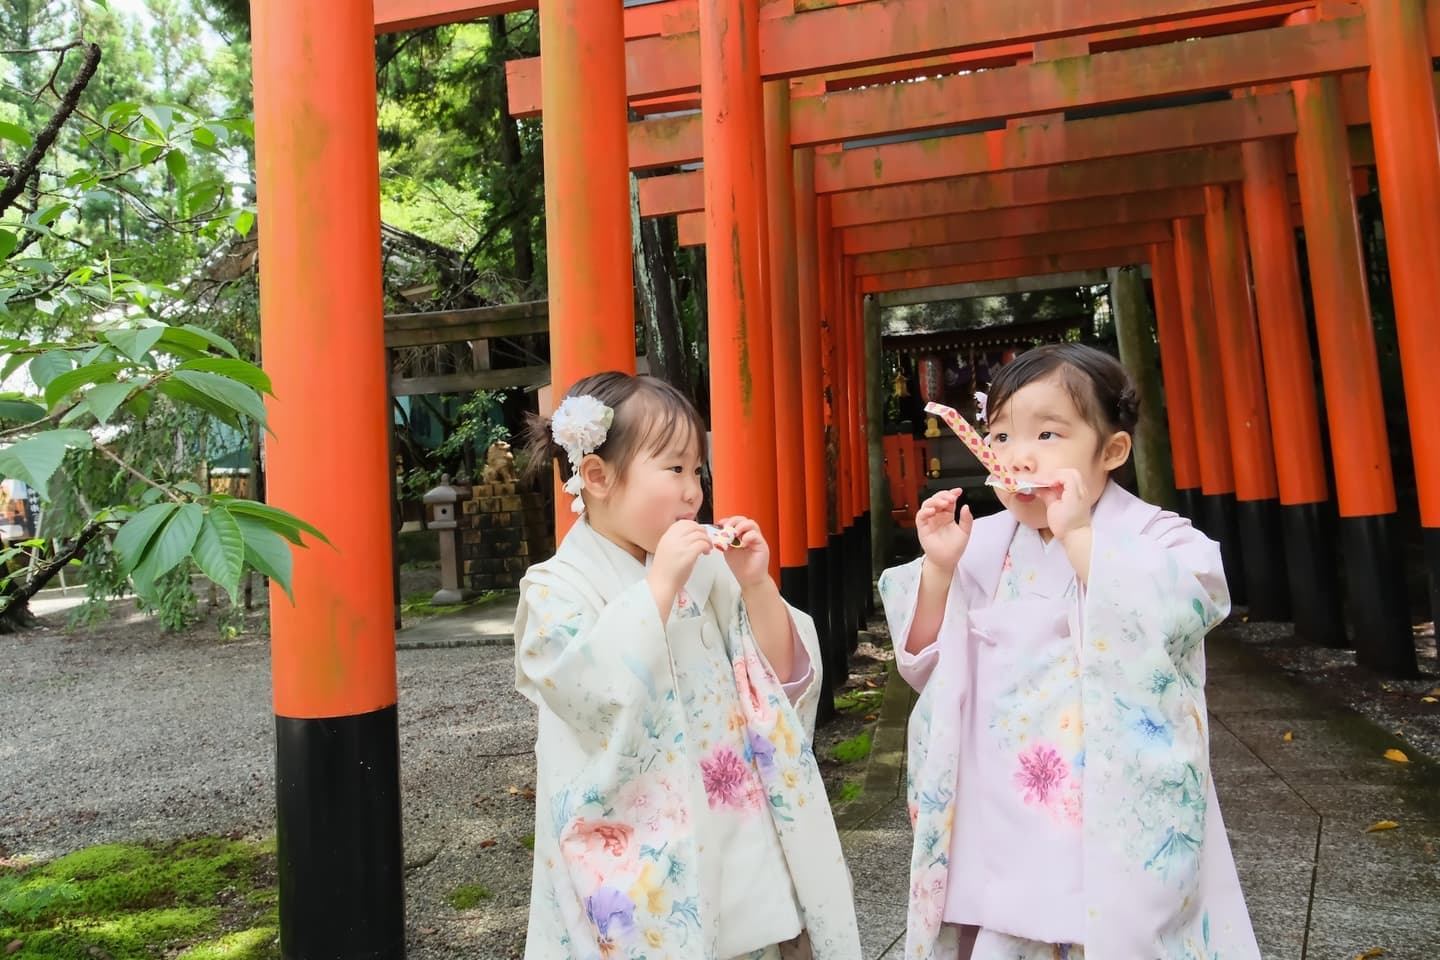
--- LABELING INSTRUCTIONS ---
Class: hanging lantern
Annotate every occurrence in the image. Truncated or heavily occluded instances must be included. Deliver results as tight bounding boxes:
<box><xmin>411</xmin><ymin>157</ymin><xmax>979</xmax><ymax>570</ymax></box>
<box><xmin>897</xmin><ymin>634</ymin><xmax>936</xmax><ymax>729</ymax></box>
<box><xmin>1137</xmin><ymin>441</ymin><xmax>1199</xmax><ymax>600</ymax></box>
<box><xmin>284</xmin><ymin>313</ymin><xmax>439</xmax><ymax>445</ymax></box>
<box><xmin>917</xmin><ymin>354</ymin><xmax>943</xmax><ymax>404</ymax></box>
<box><xmin>1002</xmin><ymin>347</ymin><xmax>1018</xmax><ymax>366</ymax></box>
<box><xmin>892</xmin><ymin>368</ymin><xmax>910</xmax><ymax>398</ymax></box>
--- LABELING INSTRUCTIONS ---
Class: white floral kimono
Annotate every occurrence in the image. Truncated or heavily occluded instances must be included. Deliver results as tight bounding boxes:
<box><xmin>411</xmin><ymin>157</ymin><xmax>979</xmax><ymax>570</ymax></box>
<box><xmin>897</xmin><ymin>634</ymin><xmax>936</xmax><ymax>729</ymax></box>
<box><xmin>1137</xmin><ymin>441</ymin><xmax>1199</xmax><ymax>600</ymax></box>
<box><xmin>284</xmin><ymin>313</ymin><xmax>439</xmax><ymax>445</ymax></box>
<box><xmin>514</xmin><ymin>518</ymin><xmax>862</xmax><ymax>960</ymax></box>
<box><xmin>879</xmin><ymin>483</ymin><xmax>1260</xmax><ymax>960</ymax></box>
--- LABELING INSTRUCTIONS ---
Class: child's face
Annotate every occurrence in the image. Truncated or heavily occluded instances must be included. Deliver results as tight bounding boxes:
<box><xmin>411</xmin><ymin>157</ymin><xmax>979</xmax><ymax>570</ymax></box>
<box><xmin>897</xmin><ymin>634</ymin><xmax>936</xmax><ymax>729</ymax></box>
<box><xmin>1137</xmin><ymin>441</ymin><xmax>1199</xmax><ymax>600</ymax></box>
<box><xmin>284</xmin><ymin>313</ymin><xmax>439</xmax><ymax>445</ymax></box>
<box><xmin>985</xmin><ymin>374</ymin><xmax>1128</xmax><ymax>532</ymax></box>
<box><xmin>594</xmin><ymin>430</ymin><xmax>705</xmax><ymax>560</ymax></box>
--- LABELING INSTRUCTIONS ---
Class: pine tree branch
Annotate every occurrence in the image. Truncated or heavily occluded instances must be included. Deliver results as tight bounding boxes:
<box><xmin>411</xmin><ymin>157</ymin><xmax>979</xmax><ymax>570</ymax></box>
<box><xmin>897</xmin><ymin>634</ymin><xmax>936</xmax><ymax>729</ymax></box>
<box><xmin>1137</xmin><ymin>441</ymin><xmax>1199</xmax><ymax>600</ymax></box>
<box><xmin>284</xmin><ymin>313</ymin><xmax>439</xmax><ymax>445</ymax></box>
<box><xmin>0</xmin><ymin>42</ymin><xmax>101</xmax><ymax>216</ymax></box>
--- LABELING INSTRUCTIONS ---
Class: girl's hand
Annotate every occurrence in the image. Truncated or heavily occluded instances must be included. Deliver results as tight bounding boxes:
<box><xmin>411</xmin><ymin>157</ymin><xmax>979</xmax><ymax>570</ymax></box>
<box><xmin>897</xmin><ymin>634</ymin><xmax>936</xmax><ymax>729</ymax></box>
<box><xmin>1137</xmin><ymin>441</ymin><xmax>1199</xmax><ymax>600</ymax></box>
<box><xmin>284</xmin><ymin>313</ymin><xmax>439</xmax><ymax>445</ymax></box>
<box><xmin>916</xmin><ymin>488</ymin><xmax>972</xmax><ymax>572</ymax></box>
<box><xmin>649</xmin><ymin>520</ymin><xmax>713</xmax><ymax>600</ymax></box>
<box><xmin>715</xmin><ymin>515</ymin><xmax>771</xmax><ymax>589</ymax></box>
<box><xmin>1039</xmin><ymin>468</ymin><xmax>1091</xmax><ymax>542</ymax></box>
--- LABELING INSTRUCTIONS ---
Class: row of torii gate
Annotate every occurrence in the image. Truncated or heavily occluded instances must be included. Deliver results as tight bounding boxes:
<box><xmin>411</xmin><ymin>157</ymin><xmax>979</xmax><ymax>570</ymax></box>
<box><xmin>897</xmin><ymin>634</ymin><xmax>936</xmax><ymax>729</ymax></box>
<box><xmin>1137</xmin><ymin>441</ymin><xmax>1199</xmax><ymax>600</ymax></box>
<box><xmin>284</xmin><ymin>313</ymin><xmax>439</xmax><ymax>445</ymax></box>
<box><xmin>249</xmin><ymin>0</ymin><xmax>1440</xmax><ymax>953</ymax></box>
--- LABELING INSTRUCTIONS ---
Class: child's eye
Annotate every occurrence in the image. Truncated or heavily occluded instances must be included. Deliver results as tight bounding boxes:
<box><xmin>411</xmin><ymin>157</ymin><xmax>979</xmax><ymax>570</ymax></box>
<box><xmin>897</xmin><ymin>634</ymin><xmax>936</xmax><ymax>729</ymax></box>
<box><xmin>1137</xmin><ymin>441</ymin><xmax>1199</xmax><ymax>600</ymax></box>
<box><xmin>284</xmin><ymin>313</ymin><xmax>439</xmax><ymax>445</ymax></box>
<box><xmin>1039</xmin><ymin>431</ymin><xmax>1055</xmax><ymax>440</ymax></box>
<box><xmin>990</xmin><ymin>432</ymin><xmax>1008</xmax><ymax>444</ymax></box>
<box><xmin>669</xmin><ymin>465</ymin><xmax>685</xmax><ymax>473</ymax></box>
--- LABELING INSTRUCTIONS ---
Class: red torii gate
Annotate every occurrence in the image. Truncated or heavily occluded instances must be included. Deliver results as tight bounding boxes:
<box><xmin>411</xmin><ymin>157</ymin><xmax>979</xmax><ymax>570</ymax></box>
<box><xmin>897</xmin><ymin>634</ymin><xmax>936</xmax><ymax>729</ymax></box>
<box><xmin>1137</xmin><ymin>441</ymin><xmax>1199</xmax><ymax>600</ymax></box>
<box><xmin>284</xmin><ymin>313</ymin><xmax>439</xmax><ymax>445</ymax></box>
<box><xmin>248</xmin><ymin>0</ymin><xmax>1440</xmax><ymax>953</ymax></box>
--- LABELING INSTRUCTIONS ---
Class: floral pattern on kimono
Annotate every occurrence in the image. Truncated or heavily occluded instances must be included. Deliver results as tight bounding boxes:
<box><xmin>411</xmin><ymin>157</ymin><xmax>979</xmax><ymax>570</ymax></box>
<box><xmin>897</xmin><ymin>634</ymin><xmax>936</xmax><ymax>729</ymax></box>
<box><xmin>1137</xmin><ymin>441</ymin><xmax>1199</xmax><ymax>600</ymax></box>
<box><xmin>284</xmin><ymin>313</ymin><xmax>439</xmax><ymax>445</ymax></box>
<box><xmin>879</xmin><ymin>483</ymin><xmax>1260</xmax><ymax>960</ymax></box>
<box><xmin>515</xmin><ymin>519</ymin><xmax>862</xmax><ymax>960</ymax></box>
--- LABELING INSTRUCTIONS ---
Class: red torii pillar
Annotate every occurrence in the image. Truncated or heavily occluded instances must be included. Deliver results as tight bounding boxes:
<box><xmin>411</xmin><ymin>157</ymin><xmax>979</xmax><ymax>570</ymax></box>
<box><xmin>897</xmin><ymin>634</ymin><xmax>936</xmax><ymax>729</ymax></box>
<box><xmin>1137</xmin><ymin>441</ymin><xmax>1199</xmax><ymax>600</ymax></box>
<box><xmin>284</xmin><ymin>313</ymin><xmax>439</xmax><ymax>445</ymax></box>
<box><xmin>699</xmin><ymin>0</ymin><xmax>782</xmax><ymax>565</ymax></box>
<box><xmin>817</xmin><ymin>197</ymin><xmax>851</xmax><ymax>664</ymax></box>
<box><xmin>1293</xmin><ymin>59</ymin><xmax>1416</xmax><ymax>674</ymax></box>
<box><xmin>1365</xmin><ymin>0</ymin><xmax>1440</xmax><ymax>632</ymax></box>
<box><xmin>1203</xmin><ymin>184</ymin><xmax>1289</xmax><ymax>620</ymax></box>
<box><xmin>794</xmin><ymin>144</ymin><xmax>837</xmax><ymax>719</ymax></box>
<box><xmin>1240</xmin><ymin>137</ymin><xmax>1345</xmax><ymax>646</ymax></box>
<box><xmin>540</xmin><ymin>0</ymin><xmax>636</xmax><ymax>539</ymax></box>
<box><xmin>765</xmin><ymin>80</ymin><xmax>810</xmax><ymax>605</ymax></box>
<box><xmin>1172</xmin><ymin>216</ymin><xmax>1247</xmax><ymax>604</ymax></box>
<box><xmin>251</xmin><ymin>0</ymin><xmax>403</xmax><ymax>953</ymax></box>
<box><xmin>1149</xmin><ymin>242</ymin><xmax>1203</xmax><ymax>526</ymax></box>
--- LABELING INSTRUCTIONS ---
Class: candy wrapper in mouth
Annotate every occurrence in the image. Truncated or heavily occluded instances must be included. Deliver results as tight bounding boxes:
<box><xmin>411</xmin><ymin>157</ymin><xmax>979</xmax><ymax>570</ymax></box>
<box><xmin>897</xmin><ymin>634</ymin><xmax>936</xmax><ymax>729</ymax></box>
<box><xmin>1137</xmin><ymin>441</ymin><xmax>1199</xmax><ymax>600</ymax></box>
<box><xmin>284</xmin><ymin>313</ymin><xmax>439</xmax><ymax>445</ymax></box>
<box><xmin>984</xmin><ymin>475</ymin><xmax>1056</xmax><ymax>495</ymax></box>
<box><xmin>703</xmin><ymin>524</ymin><xmax>743</xmax><ymax>551</ymax></box>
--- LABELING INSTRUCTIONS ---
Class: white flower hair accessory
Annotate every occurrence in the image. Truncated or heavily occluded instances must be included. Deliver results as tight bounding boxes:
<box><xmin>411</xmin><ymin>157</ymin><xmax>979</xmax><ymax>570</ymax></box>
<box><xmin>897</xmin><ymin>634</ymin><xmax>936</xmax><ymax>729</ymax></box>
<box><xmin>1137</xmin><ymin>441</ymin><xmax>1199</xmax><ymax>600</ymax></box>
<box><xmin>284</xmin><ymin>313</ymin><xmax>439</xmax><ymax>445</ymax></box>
<box><xmin>974</xmin><ymin>391</ymin><xmax>989</xmax><ymax>424</ymax></box>
<box><xmin>550</xmin><ymin>394</ymin><xmax>614</xmax><ymax>514</ymax></box>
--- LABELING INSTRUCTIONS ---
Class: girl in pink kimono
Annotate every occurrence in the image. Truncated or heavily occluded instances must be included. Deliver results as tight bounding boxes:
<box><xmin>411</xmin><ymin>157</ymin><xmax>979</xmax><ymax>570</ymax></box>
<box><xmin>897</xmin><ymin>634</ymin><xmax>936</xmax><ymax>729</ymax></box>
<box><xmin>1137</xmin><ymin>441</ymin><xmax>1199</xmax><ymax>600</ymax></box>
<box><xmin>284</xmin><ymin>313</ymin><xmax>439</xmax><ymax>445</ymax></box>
<box><xmin>513</xmin><ymin>372</ymin><xmax>861</xmax><ymax>960</ymax></box>
<box><xmin>879</xmin><ymin>345</ymin><xmax>1260</xmax><ymax>960</ymax></box>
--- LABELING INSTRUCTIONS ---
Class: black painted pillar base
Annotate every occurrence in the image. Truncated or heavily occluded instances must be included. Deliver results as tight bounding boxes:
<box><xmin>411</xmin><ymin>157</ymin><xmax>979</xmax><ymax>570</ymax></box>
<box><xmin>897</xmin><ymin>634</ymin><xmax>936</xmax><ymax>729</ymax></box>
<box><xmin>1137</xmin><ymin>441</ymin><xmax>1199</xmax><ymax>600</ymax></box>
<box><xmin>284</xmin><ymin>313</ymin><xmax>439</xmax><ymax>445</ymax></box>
<box><xmin>779</xmin><ymin>563</ymin><xmax>809</xmax><ymax>613</ymax></box>
<box><xmin>828</xmin><ymin>533</ymin><xmax>849</xmax><ymax>684</ymax></box>
<box><xmin>860</xmin><ymin>511</ymin><xmax>875</xmax><ymax>618</ymax></box>
<box><xmin>1176</xmin><ymin>487</ymin><xmax>1204</xmax><ymax>531</ymax></box>
<box><xmin>1282</xmin><ymin>502</ymin><xmax>1346</xmax><ymax>648</ymax></box>
<box><xmin>1237</xmin><ymin>498</ymin><xmax>1290</xmax><ymax>621</ymax></box>
<box><xmin>809</xmin><ymin>546</ymin><xmax>837</xmax><ymax>727</ymax></box>
<box><xmin>1341</xmin><ymin>514</ymin><xmax>1418</xmax><ymax>677</ymax></box>
<box><xmin>1424</xmin><ymin>527</ymin><xmax>1440</xmax><ymax>635</ymax></box>
<box><xmin>277</xmin><ymin>706</ymin><xmax>405</xmax><ymax>960</ymax></box>
<box><xmin>1202</xmin><ymin>492</ymin><xmax>1247</xmax><ymax>607</ymax></box>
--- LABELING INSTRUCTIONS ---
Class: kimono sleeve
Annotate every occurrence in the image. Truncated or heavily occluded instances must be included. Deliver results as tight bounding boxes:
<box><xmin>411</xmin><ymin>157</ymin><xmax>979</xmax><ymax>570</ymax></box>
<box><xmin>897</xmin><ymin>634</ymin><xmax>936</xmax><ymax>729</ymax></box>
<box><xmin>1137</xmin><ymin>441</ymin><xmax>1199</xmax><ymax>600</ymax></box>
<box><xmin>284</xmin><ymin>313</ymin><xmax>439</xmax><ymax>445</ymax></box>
<box><xmin>513</xmin><ymin>573</ymin><xmax>674</xmax><ymax>746</ymax></box>
<box><xmin>878</xmin><ymin>557</ymin><xmax>970</xmax><ymax>693</ymax></box>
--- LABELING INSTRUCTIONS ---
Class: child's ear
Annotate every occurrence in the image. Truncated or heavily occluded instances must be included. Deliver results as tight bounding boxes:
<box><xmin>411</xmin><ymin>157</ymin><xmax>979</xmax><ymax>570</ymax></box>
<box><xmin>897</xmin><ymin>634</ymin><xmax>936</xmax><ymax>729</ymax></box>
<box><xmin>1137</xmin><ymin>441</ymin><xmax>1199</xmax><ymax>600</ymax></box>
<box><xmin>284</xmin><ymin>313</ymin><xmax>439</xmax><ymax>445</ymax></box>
<box><xmin>1101</xmin><ymin>431</ymin><xmax>1133</xmax><ymax>472</ymax></box>
<box><xmin>578</xmin><ymin>453</ymin><xmax>614</xmax><ymax>499</ymax></box>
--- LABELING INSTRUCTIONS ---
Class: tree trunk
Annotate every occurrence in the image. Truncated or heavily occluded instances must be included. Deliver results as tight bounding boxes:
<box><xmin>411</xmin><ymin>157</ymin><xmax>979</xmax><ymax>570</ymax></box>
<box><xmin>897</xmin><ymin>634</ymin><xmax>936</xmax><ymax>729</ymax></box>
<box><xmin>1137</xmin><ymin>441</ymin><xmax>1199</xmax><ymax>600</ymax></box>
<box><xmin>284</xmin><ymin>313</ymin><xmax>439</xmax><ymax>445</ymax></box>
<box><xmin>0</xmin><ymin>519</ymin><xmax>106</xmax><ymax>632</ymax></box>
<box><xmin>1108</xmin><ymin>265</ymin><xmax>1176</xmax><ymax>508</ymax></box>
<box><xmin>630</xmin><ymin>171</ymin><xmax>691</xmax><ymax>399</ymax></box>
<box><xmin>490</xmin><ymin>14</ymin><xmax>535</xmax><ymax>289</ymax></box>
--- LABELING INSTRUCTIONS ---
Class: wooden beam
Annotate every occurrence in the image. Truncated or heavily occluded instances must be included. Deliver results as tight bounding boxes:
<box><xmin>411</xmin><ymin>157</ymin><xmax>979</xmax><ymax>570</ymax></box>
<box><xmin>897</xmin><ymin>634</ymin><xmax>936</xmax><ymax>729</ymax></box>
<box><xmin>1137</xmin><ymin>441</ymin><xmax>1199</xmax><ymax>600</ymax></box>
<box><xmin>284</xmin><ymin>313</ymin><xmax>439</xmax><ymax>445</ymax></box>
<box><xmin>840</xmin><ymin>191</ymin><xmax>1207</xmax><ymax>254</ymax></box>
<box><xmin>383</xmin><ymin>299</ymin><xmax>549</xmax><ymax>348</ymax></box>
<box><xmin>375</xmin><ymin>0</ymin><xmax>696</xmax><ymax>36</ymax></box>
<box><xmin>630</xmin><ymin>15</ymin><xmax>1384</xmax><ymax>166</ymax></box>
<box><xmin>851</xmin><ymin>223</ymin><xmax>1173</xmax><ymax>275</ymax></box>
<box><xmin>508</xmin><ymin>0</ymin><xmax>1315</xmax><ymax>113</ymax></box>
<box><xmin>390</xmin><ymin>364</ymin><xmax>550</xmax><ymax>396</ymax></box>
<box><xmin>875</xmin><ymin>271</ymin><xmax>1111</xmax><ymax>307</ymax></box>
<box><xmin>859</xmin><ymin>246</ymin><xmax>1153</xmax><ymax>293</ymax></box>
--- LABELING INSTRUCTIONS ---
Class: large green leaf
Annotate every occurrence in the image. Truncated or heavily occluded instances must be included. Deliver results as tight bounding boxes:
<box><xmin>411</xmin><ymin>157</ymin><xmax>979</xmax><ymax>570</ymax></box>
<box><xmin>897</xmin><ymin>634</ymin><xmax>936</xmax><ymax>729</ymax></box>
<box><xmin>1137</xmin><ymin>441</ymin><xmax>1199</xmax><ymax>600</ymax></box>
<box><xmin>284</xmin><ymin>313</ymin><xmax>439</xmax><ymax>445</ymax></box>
<box><xmin>156</xmin><ymin>378</ymin><xmax>241</xmax><ymax>429</ymax></box>
<box><xmin>104</xmin><ymin>327</ymin><xmax>166</xmax><ymax>363</ymax></box>
<box><xmin>235</xmin><ymin>515</ymin><xmax>294</xmax><ymax>601</ymax></box>
<box><xmin>0</xmin><ymin>430</ymin><xmax>93</xmax><ymax>498</ymax></box>
<box><xmin>43</xmin><ymin>361</ymin><xmax>129</xmax><ymax>409</ymax></box>
<box><xmin>224</xmin><ymin>499</ymin><xmax>331</xmax><ymax>546</ymax></box>
<box><xmin>85</xmin><ymin>382</ymin><xmax>134</xmax><ymax>425</ymax></box>
<box><xmin>193</xmin><ymin>507</ymin><xmax>245</xmax><ymax>601</ymax></box>
<box><xmin>177</xmin><ymin>324</ymin><xmax>240</xmax><ymax>358</ymax></box>
<box><xmin>29</xmin><ymin>352</ymin><xmax>74</xmax><ymax>389</ymax></box>
<box><xmin>0</xmin><ymin>229</ymin><xmax>16</xmax><ymax>260</ymax></box>
<box><xmin>176</xmin><ymin>358</ymin><xmax>271</xmax><ymax>395</ymax></box>
<box><xmin>0</xmin><ymin>121</ymin><xmax>32</xmax><ymax>148</ymax></box>
<box><xmin>0</xmin><ymin>398</ymin><xmax>45</xmax><ymax>422</ymax></box>
<box><xmin>111</xmin><ymin>503</ymin><xmax>178</xmax><ymax>574</ymax></box>
<box><xmin>131</xmin><ymin>503</ymin><xmax>203</xmax><ymax>591</ymax></box>
<box><xmin>171</xmin><ymin>369</ymin><xmax>268</xmax><ymax>427</ymax></box>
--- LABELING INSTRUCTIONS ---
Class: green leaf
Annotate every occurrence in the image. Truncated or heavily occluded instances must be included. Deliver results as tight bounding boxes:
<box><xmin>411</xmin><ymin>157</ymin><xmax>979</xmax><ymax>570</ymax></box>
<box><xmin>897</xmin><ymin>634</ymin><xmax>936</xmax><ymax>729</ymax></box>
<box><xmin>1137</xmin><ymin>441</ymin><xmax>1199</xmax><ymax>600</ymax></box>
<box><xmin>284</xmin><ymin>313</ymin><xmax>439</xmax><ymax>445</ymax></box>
<box><xmin>0</xmin><ymin>430</ymin><xmax>94</xmax><ymax>498</ymax></box>
<box><xmin>233</xmin><ymin>209</ymin><xmax>255</xmax><ymax>238</ymax></box>
<box><xmin>193</xmin><ymin>507</ymin><xmax>244</xmax><ymax>601</ymax></box>
<box><xmin>164</xmin><ymin>150</ymin><xmax>188</xmax><ymax>183</ymax></box>
<box><xmin>29</xmin><ymin>351</ymin><xmax>74</xmax><ymax>389</ymax></box>
<box><xmin>156</xmin><ymin>378</ymin><xmax>241</xmax><ymax>428</ymax></box>
<box><xmin>132</xmin><ymin>502</ymin><xmax>203</xmax><ymax>587</ymax></box>
<box><xmin>140</xmin><ymin>105</ymin><xmax>175</xmax><ymax>137</ymax></box>
<box><xmin>0</xmin><ymin>121</ymin><xmax>33</xmax><ymax>148</ymax></box>
<box><xmin>0</xmin><ymin>399</ymin><xmax>45</xmax><ymax>422</ymax></box>
<box><xmin>125</xmin><ymin>389</ymin><xmax>154</xmax><ymax>421</ymax></box>
<box><xmin>85</xmin><ymin>382</ymin><xmax>133</xmax><ymax>425</ymax></box>
<box><xmin>0</xmin><ymin>230</ymin><xmax>15</xmax><ymax>260</ymax></box>
<box><xmin>172</xmin><ymin>369</ymin><xmax>268</xmax><ymax>427</ymax></box>
<box><xmin>178</xmin><ymin>324</ymin><xmax>240</xmax><ymax>358</ymax></box>
<box><xmin>44</xmin><ymin>361</ymin><xmax>129</xmax><ymax>409</ymax></box>
<box><xmin>112</xmin><ymin>503</ymin><xmax>178</xmax><ymax>578</ymax></box>
<box><xmin>139</xmin><ymin>144</ymin><xmax>163</xmax><ymax>165</ymax></box>
<box><xmin>34</xmin><ymin>202</ymin><xmax>69</xmax><ymax>227</ymax></box>
<box><xmin>107</xmin><ymin>131</ymin><xmax>131</xmax><ymax>155</ymax></box>
<box><xmin>235</xmin><ymin>515</ymin><xmax>294</xmax><ymax>601</ymax></box>
<box><xmin>105</xmin><ymin>327</ymin><xmax>166</xmax><ymax>363</ymax></box>
<box><xmin>177</xmin><ymin>358</ymin><xmax>271</xmax><ymax>395</ymax></box>
<box><xmin>225</xmin><ymin>499</ymin><xmax>331</xmax><ymax>546</ymax></box>
<box><xmin>192</xmin><ymin>125</ymin><xmax>217</xmax><ymax>149</ymax></box>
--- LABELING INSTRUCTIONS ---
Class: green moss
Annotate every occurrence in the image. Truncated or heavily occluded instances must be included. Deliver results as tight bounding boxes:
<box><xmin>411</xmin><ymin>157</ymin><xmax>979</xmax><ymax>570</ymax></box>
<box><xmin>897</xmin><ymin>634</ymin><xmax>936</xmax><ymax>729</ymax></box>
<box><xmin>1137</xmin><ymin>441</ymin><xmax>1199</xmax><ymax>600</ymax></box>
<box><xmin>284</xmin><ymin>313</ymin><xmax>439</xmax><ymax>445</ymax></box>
<box><xmin>833</xmin><ymin>688</ymin><xmax>883</xmax><ymax>715</ymax></box>
<box><xmin>0</xmin><ymin>838</ymin><xmax>277</xmax><ymax>960</ymax></box>
<box><xmin>832</xmin><ymin>730</ymin><xmax>873</xmax><ymax>765</ymax></box>
<box><xmin>449</xmin><ymin>883</ymin><xmax>493</xmax><ymax>910</ymax></box>
<box><xmin>836</xmin><ymin>781</ymin><xmax>863</xmax><ymax>805</ymax></box>
<box><xmin>521</xmin><ymin>834</ymin><xmax>535</xmax><ymax>851</ymax></box>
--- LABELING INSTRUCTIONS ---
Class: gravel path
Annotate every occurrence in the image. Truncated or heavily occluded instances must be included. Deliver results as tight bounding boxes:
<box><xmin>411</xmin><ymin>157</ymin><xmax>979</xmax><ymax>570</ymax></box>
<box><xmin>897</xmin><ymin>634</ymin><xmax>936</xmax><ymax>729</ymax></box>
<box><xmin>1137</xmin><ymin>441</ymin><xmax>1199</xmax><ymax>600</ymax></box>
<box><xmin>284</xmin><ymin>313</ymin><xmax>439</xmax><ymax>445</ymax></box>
<box><xmin>1</xmin><ymin>606</ymin><xmax>539</xmax><ymax>959</ymax></box>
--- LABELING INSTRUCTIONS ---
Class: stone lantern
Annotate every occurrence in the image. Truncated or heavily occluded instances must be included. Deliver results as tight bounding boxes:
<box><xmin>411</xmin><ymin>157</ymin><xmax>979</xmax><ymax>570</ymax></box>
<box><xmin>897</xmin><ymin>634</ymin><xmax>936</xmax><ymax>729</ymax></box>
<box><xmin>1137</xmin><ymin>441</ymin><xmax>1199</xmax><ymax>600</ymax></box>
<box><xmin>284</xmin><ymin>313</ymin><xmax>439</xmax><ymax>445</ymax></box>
<box><xmin>424</xmin><ymin>475</ymin><xmax>471</xmax><ymax>604</ymax></box>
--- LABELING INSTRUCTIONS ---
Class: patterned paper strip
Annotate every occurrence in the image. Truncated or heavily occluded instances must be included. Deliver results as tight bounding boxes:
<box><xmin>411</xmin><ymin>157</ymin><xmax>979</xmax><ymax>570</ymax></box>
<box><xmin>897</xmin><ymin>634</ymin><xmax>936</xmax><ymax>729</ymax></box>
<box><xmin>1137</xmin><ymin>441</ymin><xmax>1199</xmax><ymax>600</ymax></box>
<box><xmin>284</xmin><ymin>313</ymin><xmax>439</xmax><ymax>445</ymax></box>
<box><xmin>924</xmin><ymin>401</ymin><xmax>1052</xmax><ymax>494</ymax></box>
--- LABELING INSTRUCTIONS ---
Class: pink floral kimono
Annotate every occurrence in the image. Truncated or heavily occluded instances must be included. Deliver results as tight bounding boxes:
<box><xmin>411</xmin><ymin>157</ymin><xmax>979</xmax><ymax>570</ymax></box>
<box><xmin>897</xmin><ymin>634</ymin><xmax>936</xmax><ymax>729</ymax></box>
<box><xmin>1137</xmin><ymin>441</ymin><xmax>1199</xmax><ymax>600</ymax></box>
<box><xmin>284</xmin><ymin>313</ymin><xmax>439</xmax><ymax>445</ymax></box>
<box><xmin>880</xmin><ymin>483</ymin><xmax>1260</xmax><ymax>960</ymax></box>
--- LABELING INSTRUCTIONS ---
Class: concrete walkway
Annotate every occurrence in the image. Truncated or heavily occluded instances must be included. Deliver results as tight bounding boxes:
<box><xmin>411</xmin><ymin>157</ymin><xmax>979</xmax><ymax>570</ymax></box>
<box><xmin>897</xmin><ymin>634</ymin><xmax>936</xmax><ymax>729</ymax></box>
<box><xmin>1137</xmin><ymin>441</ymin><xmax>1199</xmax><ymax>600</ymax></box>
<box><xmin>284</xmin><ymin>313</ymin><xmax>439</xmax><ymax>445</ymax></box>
<box><xmin>835</xmin><ymin>627</ymin><xmax>1440</xmax><ymax>960</ymax></box>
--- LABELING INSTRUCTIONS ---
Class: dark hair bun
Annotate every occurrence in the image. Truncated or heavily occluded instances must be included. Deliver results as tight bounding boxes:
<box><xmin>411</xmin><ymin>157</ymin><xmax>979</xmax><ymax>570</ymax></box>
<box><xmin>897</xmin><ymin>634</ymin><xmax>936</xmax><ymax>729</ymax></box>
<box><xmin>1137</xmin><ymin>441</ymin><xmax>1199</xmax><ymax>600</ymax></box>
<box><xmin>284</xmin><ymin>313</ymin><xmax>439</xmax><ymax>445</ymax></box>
<box><xmin>1115</xmin><ymin>385</ymin><xmax>1140</xmax><ymax>434</ymax></box>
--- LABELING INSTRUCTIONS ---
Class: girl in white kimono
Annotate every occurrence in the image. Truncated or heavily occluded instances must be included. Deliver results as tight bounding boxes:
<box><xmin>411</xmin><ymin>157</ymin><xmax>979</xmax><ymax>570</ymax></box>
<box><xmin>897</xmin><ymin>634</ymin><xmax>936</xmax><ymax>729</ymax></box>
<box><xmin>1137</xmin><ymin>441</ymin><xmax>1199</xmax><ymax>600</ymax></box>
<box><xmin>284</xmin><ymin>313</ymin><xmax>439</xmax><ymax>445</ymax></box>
<box><xmin>513</xmin><ymin>372</ymin><xmax>862</xmax><ymax>960</ymax></box>
<box><xmin>879</xmin><ymin>345</ymin><xmax>1260</xmax><ymax>960</ymax></box>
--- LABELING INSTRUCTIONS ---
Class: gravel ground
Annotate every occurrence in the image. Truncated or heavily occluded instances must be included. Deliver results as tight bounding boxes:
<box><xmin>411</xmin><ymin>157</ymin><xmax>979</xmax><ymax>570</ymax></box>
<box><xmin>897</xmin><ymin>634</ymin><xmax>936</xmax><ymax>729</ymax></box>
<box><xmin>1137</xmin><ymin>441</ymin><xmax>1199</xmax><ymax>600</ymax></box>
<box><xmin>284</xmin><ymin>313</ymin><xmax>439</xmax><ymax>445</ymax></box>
<box><xmin>1</xmin><ymin>601</ymin><xmax>539</xmax><ymax>959</ymax></box>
